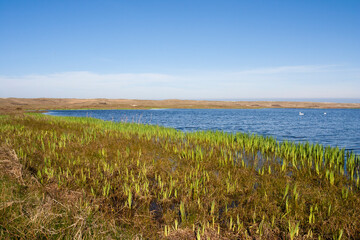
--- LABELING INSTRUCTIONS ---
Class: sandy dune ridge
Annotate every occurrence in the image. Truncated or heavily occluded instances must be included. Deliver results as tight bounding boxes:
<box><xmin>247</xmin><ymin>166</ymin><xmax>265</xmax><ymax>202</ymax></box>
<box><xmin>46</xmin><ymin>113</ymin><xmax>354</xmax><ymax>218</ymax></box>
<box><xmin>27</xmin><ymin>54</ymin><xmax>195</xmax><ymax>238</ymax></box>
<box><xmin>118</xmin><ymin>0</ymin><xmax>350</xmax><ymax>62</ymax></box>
<box><xmin>1</xmin><ymin>98</ymin><xmax>360</xmax><ymax>113</ymax></box>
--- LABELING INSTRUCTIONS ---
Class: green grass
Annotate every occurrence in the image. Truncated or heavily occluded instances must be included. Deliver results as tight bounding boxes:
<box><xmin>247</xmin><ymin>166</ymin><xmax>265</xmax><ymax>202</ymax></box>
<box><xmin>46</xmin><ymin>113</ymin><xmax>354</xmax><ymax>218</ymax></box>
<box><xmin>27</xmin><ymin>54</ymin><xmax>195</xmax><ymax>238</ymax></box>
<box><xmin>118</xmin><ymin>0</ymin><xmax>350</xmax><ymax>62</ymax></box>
<box><xmin>1</xmin><ymin>113</ymin><xmax>360</xmax><ymax>239</ymax></box>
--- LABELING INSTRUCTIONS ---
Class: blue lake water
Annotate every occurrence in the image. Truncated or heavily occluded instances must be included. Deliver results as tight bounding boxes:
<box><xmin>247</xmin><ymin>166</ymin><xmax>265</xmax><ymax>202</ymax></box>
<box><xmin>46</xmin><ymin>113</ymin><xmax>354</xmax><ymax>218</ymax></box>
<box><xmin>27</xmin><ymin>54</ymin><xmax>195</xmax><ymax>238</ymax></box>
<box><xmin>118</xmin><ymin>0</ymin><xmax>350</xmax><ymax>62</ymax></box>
<box><xmin>45</xmin><ymin>108</ymin><xmax>360</xmax><ymax>154</ymax></box>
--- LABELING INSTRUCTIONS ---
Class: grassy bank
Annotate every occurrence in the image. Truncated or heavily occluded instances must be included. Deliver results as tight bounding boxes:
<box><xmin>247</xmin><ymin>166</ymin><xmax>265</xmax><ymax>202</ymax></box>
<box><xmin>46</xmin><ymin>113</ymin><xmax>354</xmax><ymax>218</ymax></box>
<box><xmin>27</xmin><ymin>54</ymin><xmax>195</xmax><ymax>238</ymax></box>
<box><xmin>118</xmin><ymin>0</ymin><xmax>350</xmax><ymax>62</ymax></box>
<box><xmin>1</xmin><ymin>113</ymin><xmax>360</xmax><ymax>239</ymax></box>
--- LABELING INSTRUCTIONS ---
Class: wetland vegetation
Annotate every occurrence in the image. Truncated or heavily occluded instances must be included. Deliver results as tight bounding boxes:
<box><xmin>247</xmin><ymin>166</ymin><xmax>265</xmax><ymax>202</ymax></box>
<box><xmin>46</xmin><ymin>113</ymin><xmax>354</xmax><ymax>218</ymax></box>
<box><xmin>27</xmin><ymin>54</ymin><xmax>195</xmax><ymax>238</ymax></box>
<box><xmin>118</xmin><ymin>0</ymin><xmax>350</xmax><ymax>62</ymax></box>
<box><xmin>1</xmin><ymin>113</ymin><xmax>360</xmax><ymax>239</ymax></box>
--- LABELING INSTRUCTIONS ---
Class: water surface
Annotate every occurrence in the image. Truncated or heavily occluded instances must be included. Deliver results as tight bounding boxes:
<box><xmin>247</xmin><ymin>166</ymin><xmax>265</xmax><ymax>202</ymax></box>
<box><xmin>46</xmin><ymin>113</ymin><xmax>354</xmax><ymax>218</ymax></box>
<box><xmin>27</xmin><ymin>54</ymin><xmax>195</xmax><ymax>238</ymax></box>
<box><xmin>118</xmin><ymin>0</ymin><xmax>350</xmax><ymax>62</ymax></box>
<box><xmin>45</xmin><ymin>108</ymin><xmax>360</xmax><ymax>154</ymax></box>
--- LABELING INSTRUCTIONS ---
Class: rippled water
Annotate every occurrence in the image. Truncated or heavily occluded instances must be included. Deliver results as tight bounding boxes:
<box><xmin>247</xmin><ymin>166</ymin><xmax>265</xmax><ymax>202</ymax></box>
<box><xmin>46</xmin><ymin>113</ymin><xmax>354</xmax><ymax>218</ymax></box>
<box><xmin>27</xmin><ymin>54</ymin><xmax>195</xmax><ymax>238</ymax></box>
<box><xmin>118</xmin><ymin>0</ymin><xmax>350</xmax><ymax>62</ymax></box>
<box><xmin>45</xmin><ymin>108</ymin><xmax>360</xmax><ymax>154</ymax></box>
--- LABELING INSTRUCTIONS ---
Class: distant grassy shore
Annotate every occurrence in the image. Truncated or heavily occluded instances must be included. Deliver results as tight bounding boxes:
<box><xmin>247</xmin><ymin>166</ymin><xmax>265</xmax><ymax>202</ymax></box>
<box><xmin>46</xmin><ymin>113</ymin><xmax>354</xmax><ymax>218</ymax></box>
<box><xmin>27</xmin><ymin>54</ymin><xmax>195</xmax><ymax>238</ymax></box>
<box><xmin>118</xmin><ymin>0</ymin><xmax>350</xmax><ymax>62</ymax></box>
<box><xmin>1</xmin><ymin>113</ymin><xmax>360</xmax><ymax>239</ymax></box>
<box><xmin>1</xmin><ymin>98</ymin><xmax>360</xmax><ymax>114</ymax></box>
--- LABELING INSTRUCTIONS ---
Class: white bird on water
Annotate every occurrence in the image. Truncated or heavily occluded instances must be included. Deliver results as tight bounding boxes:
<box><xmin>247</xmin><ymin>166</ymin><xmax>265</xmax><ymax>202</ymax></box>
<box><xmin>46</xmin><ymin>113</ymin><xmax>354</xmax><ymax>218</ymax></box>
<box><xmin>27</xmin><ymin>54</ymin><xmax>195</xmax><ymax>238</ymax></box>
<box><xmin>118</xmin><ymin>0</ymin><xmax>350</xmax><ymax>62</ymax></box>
<box><xmin>299</xmin><ymin>112</ymin><xmax>304</xmax><ymax>116</ymax></box>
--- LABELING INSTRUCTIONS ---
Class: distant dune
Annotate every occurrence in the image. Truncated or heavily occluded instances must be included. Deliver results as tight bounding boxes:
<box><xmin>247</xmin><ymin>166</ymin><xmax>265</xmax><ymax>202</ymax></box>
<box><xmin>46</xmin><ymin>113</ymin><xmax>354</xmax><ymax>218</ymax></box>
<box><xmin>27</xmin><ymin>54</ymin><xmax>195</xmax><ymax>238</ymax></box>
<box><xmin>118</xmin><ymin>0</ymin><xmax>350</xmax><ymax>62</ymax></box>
<box><xmin>1</xmin><ymin>98</ymin><xmax>360</xmax><ymax>113</ymax></box>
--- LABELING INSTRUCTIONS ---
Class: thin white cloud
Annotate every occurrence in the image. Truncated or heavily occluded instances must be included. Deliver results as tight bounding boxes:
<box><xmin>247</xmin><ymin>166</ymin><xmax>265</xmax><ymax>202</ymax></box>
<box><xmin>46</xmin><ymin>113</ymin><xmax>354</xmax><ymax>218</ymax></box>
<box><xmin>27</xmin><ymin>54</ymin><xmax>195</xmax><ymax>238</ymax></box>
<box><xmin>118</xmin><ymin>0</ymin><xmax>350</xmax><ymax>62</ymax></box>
<box><xmin>15</xmin><ymin>71</ymin><xmax>175</xmax><ymax>84</ymax></box>
<box><xmin>232</xmin><ymin>65</ymin><xmax>340</xmax><ymax>75</ymax></box>
<box><xmin>0</xmin><ymin>65</ymin><xmax>359</xmax><ymax>99</ymax></box>
<box><xmin>0</xmin><ymin>71</ymin><xmax>178</xmax><ymax>98</ymax></box>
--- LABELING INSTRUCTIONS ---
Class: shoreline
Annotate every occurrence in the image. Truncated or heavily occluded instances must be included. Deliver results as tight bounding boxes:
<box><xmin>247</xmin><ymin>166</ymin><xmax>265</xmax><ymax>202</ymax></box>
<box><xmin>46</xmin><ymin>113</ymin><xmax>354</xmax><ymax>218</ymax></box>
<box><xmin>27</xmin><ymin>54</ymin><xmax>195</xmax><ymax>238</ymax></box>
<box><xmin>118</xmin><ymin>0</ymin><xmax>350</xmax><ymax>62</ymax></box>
<box><xmin>1</xmin><ymin>98</ymin><xmax>360</xmax><ymax>113</ymax></box>
<box><xmin>1</xmin><ymin>113</ymin><xmax>360</xmax><ymax>238</ymax></box>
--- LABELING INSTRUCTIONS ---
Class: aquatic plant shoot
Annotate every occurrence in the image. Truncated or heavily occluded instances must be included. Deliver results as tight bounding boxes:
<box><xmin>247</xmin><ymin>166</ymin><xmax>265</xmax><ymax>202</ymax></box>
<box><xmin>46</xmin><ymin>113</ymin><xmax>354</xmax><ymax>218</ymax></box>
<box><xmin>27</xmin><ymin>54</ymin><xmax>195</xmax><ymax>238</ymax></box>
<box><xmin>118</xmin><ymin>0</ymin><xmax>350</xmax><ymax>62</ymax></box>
<box><xmin>1</xmin><ymin>113</ymin><xmax>360</xmax><ymax>239</ymax></box>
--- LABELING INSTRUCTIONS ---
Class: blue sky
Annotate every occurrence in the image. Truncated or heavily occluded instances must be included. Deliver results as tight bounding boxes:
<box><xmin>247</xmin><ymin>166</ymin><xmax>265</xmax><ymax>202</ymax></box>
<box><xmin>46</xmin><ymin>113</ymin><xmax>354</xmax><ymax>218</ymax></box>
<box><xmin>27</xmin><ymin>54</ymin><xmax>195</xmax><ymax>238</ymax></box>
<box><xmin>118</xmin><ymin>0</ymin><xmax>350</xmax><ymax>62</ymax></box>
<box><xmin>1</xmin><ymin>0</ymin><xmax>359</xmax><ymax>100</ymax></box>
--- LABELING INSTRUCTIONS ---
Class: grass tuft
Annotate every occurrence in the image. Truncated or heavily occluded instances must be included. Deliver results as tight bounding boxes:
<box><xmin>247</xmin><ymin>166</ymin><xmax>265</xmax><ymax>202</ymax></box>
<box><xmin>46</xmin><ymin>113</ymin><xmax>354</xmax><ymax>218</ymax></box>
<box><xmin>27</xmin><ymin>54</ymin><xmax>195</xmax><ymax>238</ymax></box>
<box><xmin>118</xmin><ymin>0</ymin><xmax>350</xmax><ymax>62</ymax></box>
<box><xmin>1</xmin><ymin>113</ymin><xmax>360</xmax><ymax>239</ymax></box>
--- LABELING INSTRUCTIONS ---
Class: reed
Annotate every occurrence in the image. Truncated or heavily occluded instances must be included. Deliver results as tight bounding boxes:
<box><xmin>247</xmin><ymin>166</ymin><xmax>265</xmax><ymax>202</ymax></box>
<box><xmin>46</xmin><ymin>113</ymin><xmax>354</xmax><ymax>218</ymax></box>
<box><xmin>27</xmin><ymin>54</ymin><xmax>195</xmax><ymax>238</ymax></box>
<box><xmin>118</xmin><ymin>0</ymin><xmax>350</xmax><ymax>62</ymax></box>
<box><xmin>1</xmin><ymin>113</ymin><xmax>360</xmax><ymax>239</ymax></box>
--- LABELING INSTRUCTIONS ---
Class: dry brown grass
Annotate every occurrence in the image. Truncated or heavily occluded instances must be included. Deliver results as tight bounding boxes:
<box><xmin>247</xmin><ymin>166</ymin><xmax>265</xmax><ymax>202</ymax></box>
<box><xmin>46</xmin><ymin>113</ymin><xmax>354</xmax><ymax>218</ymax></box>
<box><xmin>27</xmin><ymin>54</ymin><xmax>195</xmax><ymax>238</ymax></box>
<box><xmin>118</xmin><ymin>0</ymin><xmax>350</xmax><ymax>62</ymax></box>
<box><xmin>1</xmin><ymin>98</ymin><xmax>359</xmax><ymax>113</ymax></box>
<box><xmin>0</xmin><ymin>145</ymin><xmax>25</xmax><ymax>185</ymax></box>
<box><xmin>0</xmin><ymin>144</ymin><xmax>133</xmax><ymax>239</ymax></box>
<box><xmin>1</xmin><ymin>113</ymin><xmax>360</xmax><ymax>239</ymax></box>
